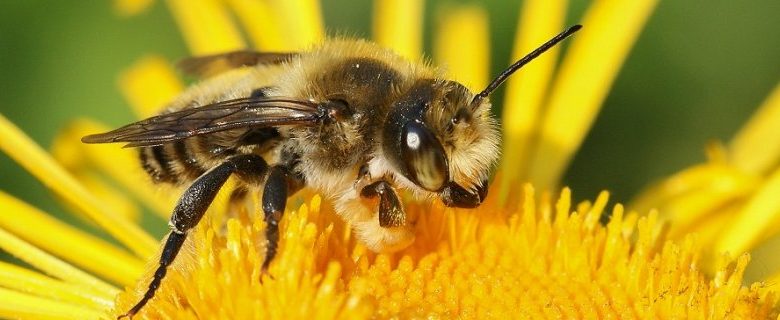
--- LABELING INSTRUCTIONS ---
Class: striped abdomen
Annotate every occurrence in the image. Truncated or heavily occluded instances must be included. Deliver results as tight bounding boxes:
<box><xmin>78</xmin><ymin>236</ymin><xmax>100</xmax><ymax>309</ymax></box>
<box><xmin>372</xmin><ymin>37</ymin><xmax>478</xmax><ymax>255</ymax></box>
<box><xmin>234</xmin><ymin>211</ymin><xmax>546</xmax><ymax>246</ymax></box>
<box><xmin>139</xmin><ymin>139</ymin><xmax>211</xmax><ymax>185</ymax></box>
<box><xmin>138</xmin><ymin>127</ymin><xmax>281</xmax><ymax>185</ymax></box>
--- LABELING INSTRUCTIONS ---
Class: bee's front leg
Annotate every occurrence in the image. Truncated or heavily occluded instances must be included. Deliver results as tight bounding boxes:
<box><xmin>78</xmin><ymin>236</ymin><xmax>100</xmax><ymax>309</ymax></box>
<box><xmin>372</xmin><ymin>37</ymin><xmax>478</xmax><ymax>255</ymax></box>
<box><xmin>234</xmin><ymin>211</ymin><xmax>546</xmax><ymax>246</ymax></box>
<box><xmin>360</xmin><ymin>180</ymin><xmax>406</xmax><ymax>228</ymax></box>
<box><xmin>352</xmin><ymin>163</ymin><xmax>374</xmax><ymax>194</ymax></box>
<box><xmin>440</xmin><ymin>178</ymin><xmax>489</xmax><ymax>208</ymax></box>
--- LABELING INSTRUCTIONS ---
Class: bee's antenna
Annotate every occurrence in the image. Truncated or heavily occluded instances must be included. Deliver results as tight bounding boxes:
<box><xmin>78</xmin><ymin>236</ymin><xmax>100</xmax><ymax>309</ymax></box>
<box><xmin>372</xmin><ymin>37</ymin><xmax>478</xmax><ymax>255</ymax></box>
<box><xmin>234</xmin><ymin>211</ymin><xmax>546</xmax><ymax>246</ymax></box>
<box><xmin>470</xmin><ymin>24</ymin><xmax>582</xmax><ymax>109</ymax></box>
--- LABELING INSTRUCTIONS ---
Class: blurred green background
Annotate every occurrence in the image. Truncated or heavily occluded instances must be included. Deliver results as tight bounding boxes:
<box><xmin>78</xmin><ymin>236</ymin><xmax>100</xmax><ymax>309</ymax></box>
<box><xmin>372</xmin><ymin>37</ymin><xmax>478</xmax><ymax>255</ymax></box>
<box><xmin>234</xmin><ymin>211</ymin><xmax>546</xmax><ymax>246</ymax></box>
<box><xmin>0</xmin><ymin>0</ymin><xmax>778</xmax><ymax>238</ymax></box>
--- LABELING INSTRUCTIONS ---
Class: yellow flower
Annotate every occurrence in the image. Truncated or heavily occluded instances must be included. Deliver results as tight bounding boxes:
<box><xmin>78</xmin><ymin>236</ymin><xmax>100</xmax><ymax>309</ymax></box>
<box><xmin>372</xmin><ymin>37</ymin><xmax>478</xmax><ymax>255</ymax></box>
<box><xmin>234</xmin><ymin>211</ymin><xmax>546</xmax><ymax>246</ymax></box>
<box><xmin>0</xmin><ymin>0</ymin><xmax>779</xmax><ymax>319</ymax></box>
<box><xmin>632</xmin><ymin>83</ymin><xmax>780</xmax><ymax>281</ymax></box>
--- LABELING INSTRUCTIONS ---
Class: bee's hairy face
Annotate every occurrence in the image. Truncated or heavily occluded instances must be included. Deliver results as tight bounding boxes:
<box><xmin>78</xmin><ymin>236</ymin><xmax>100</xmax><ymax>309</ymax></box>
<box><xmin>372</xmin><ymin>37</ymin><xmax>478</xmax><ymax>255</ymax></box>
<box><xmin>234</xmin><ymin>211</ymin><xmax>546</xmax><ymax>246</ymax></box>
<box><xmin>382</xmin><ymin>80</ymin><xmax>500</xmax><ymax>208</ymax></box>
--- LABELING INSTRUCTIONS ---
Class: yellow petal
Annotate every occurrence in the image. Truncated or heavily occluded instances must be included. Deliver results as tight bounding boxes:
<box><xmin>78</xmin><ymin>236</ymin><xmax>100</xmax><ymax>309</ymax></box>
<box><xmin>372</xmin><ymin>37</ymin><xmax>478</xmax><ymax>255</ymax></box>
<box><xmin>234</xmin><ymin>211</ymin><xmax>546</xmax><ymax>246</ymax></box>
<box><xmin>165</xmin><ymin>0</ymin><xmax>246</xmax><ymax>55</ymax></box>
<box><xmin>433</xmin><ymin>5</ymin><xmax>490</xmax><ymax>92</ymax></box>
<box><xmin>114</xmin><ymin>0</ymin><xmax>155</xmax><ymax>16</ymax></box>
<box><xmin>51</xmin><ymin>119</ymin><xmax>175</xmax><ymax>218</ymax></box>
<box><xmin>49</xmin><ymin>119</ymin><xmax>143</xmax><ymax>222</ymax></box>
<box><xmin>0</xmin><ymin>114</ymin><xmax>157</xmax><ymax>258</ymax></box>
<box><xmin>0</xmin><ymin>261</ymin><xmax>113</xmax><ymax>310</ymax></box>
<box><xmin>631</xmin><ymin>163</ymin><xmax>756</xmax><ymax>214</ymax></box>
<box><xmin>629</xmin><ymin>163</ymin><xmax>761</xmax><ymax>247</ymax></box>
<box><xmin>372</xmin><ymin>0</ymin><xmax>424</xmax><ymax>60</ymax></box>
<box><xmin>0</xmin><ymin>191</ymin><xmax>144</xmax><ymax>286</ymax></box>
<box><xmin>658</xmin><ymin>189</ymin><xmax>748</xmax><ymax>240</ymax></box>
<box><xmin>118</xmin><ymin>55</ymin><xmax>184</xmax><ymax>119</ymax></box>
<box><xmin>224</xmin><ymin>0</ymin><xmax>285</xmax><ymax>50</ymax></box>
<box><xmin>0</xmin><ymin>228</ymin><xmax>118</xmax><ymax>298</ymax></box>
<box><xmin>0</xmin><ymin>287</ymin><xmax>104</xmax><ymax>320</ymax></box>
<box><xmin>527</xmin><ymin>0</ymin><xmax>660</xmax><ymax>191</ymax></box>
<box><xmin>729</xmin><ymin>82</ymin><xmax>780</xmax><ymax>176</ymax></box>
<box><xmin>715</xmin><ymin>167</ymin><xmax>780</xmax><ymax>256</ymax></box>
<box><xmin>736</xmin><ymin>227</ymin><xmax>780</xmax><ymax>283</ymax></box>
<box><xmin>267</xmin><ymin>0</ymin><xmax>325</xmax><ymax>50</ymax></box>
<box><xmin>500</xmin><ymin>0</ymin><xmax>568</xmax><ymax>190</ymax></box>
<box><xmin>60</xmin><ymin>172</ymin><xmax>141</xmax><ymax>223</ymax></box>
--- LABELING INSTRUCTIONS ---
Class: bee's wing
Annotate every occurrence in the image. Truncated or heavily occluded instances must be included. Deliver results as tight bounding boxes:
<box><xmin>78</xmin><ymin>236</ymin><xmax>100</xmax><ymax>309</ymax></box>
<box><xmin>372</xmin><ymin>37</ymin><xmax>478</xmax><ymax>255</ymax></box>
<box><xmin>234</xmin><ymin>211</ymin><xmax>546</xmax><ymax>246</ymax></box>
<box><xmin>178</xmin><ymin>50</ymin><xmax>298</xmax><ymax>78</ymax></box>
<box><xmin>82</xmin><ymin>97</ymin><xmax>320</xmax><ymax>147</ymax></box>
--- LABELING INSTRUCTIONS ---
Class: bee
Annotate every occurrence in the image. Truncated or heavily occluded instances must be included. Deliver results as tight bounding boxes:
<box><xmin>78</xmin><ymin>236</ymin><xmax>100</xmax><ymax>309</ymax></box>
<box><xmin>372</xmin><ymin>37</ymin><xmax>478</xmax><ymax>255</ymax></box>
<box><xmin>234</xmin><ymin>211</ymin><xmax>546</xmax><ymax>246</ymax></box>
<box><xmin>84</xmin><ymin>25</ymin><xmax>581</xmax><ymax>318</ymax></box>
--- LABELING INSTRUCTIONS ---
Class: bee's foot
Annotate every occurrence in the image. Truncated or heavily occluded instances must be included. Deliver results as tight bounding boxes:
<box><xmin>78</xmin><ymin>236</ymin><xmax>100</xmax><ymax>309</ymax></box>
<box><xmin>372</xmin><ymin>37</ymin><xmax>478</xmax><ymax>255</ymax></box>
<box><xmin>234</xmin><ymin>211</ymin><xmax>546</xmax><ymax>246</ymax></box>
<box><xmin>259</xmin><ymin>267</ymin><xmax>275</xmax><ymax>284</ymax></box>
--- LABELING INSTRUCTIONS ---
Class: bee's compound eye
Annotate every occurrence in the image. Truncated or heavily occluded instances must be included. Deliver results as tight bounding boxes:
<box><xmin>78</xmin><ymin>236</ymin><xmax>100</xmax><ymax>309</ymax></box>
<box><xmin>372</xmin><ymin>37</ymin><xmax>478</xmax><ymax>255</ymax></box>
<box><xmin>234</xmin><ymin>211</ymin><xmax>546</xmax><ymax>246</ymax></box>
<box><xmin>401</xmin><ymin>122</ymin><xmax>448</xmax><ymax>191</ymax></box>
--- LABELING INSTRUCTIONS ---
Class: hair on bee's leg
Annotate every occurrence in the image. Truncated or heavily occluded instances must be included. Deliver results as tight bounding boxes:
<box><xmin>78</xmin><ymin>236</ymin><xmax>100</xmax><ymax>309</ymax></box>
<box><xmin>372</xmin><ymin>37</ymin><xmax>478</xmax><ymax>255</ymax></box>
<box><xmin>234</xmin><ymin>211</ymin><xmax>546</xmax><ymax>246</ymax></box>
<box><xmin>228</xmin><ymin>186</ymin><xmax>249</xmax><ymax>204</ymax></box>
<box><xmin>361</xmin><ymin>180</ymin><xmax>406</xmax><ymax>228</ymax></box>
<box><xmin>226</xmin><ymin>186</ymin><xmax>252</xmax><ymax>219</ymax></box>
<box><xmin>260</xmin><ymin>165</ymin><xmax>304</xmax><ymax>275</ymax></box>
<box><xmin>118</xmin><ymin>154</ymin><xmax>268</xmax><ymax>319</ymax></box>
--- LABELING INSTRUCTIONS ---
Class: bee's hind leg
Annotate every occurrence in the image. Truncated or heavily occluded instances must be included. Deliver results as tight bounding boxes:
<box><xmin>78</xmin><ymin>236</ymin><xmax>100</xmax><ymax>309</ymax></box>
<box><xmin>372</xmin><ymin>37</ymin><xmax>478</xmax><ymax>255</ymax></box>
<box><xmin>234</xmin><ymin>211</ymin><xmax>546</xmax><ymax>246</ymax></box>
<box><xmin>118</xmin><ymin>154</ymin><xmax>268</xmax><ymax>319</ymax></box>
<box><xmin>260</xmin><ymin>165</ymin><xmax>304</xmax><ymax>274</ymax></box>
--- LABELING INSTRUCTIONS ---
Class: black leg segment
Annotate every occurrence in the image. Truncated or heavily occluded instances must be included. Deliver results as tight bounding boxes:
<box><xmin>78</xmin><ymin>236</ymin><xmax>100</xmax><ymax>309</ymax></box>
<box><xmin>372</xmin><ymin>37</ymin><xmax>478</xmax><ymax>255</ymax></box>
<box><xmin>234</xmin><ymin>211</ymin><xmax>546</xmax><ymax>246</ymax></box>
<box><xmin>440</xmin><ymin>179</ymin><xmax>488</xmax><ymax>209</ymax></box>
<box><xmin>260</xmin><ymin>165</ymin><xmax>303</xmax><ymax>272</ymax></box>
<box><xmin>118</xmin><ymin>232</ymin><xmax>186</xmax><ymax>319</ymax></box>
<box><xmin>361</xmin><ymin>180</ymin><xmax>407</xmax><ymax>228</ymax></box>
<box><xmin>118</xmin><ymin>154</ymin><xmax>268</xmax><ymax>319</ymax></box>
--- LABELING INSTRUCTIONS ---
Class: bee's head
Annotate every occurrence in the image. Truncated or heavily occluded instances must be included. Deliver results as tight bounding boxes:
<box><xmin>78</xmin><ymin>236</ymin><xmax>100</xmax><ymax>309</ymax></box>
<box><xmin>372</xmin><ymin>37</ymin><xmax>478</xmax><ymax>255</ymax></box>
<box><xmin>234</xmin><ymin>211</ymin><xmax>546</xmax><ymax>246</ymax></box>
<box><xmin>382</xmin><ymin>79</ymin><xmax>499</xmax><ymax>208</ymax></box>
<box><xmin>381</xmin><ymin>25</ymin><xmax>582</xmax><ymax>207</ymax></box>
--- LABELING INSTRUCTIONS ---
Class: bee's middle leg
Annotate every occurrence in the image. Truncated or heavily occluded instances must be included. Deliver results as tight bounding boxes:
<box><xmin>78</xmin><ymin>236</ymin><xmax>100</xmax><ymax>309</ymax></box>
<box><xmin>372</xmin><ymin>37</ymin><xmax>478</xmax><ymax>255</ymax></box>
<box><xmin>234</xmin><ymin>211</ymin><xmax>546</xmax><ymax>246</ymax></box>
<box><xmin>260</xmin><ymin>165</ymin><xmax>304</xmax><ymax>272</ymax></box>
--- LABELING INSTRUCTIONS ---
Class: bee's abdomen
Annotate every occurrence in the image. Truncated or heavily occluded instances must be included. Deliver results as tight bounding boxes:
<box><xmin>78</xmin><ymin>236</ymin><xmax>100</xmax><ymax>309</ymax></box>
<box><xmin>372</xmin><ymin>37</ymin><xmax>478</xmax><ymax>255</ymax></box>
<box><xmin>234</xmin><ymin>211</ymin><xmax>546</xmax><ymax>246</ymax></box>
<box><xmin>139</xmin><ymin>145</ymin><xmax>177</xmax><ymax>184</ymax></box>
<box><xmin>174</xmin><ymin>140</ymin><xmax>213</xmax><ymax>181</ymax></box>
<box><xmin>138</xmin><ymin>127</ymin><xmax>282</xmax><ymax>185</ymax></box>
<box><xmin>139</xmin><ymin>140</ymin><xmax>208</xmax><ymax>185</ymax></box>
